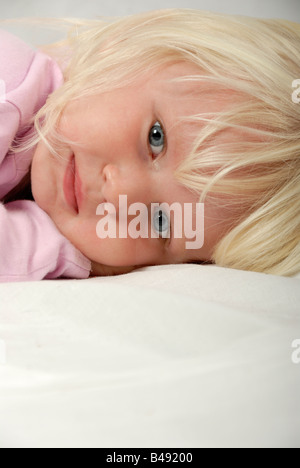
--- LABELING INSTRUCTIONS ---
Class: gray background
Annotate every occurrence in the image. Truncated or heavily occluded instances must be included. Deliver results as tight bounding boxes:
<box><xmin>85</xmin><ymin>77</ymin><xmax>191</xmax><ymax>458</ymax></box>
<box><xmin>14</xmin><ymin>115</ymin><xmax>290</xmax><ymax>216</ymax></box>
<box><xmin>1</xmin><ymin>0</ymin><xmax>300</xmax><ymax>46</ymax></box>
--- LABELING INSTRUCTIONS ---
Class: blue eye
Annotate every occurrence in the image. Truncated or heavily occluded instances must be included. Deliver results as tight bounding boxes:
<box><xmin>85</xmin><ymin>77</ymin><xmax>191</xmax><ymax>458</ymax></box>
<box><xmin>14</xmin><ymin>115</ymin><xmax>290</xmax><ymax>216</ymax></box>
<box><xmin>149</xmin><ymin>121</ymin><xmax>165</xmax><ymax>156</ymax></box>
<box><xmin>153</xmin><ymin>208</ymin><xmax>170</xmax><ymax>238</ymax></box>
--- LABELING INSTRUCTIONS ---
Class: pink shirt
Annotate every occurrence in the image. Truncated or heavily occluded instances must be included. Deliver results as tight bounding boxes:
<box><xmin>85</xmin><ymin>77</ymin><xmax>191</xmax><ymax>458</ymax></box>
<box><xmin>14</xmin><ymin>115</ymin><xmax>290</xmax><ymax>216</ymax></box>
<box><xmin>0</xmin><ymin>29</ymin><xmax>91</xmax><ymax>281</ymax></box>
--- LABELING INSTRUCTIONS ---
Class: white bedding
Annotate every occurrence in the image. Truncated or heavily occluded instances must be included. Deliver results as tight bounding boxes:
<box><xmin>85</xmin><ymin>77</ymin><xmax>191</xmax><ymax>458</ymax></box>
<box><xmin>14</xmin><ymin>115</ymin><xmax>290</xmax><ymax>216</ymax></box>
<box><xmin>0</xmin><ymin>264</ymin><xmax>299</xmax><ymax>448</ymax></box>
<box><xmin>1</xmin><ymin>0</ymin><xmax>300</xmax><ymax>450</ymax></box>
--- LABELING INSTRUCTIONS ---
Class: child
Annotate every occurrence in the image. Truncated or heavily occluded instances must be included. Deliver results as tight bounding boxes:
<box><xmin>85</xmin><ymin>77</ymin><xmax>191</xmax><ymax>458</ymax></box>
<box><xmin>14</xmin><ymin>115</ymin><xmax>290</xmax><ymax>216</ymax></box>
<box><xmin>0</xmin><ymin>9</ymin><xmax>299</xmax><ymax>281</ymax></box>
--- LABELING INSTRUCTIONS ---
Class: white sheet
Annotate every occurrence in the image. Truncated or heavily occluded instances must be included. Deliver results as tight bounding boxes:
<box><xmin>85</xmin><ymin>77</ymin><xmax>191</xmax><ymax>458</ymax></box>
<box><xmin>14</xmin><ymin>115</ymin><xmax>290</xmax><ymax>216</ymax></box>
<box><xmin>0</xmin><ymin>264</ymin><xmax>299</xmax><ymax>448</ymax></box>
<box><xmin>1</xmin><ymin>0</ymin><xmax>300</xmax><ymax>449</ymax></box>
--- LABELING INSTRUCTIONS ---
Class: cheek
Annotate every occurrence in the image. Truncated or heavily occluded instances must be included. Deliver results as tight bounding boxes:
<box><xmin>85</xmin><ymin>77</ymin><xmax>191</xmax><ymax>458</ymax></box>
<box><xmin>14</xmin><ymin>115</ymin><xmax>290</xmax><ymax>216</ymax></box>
<box><xmin>84</xmin><ymin>236</ymin><xmax>161</xmax><ymax>267</ymax></box>
<box><xmin>89</xmin><ymin>238</ymin><xmax>143</xmax><ymax>266</ymax></box>
<box><xmin>31</xmin><ymin>142</ymin><xmax>57</xmax><ymax>213</ymax></box>
<box><xmin>58</xmin><ymin>216</ymin><xmax>163</xmax><ymax>267</ymax></box>
<box><xmin>58</xmin><ymin>99</ymin><xmax>103</xmax><ymax>147</ymax></box>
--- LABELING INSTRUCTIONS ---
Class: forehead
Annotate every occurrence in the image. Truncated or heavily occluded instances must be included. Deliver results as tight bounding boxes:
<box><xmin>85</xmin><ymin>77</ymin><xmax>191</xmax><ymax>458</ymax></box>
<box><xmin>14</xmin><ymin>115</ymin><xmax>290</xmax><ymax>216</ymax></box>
<box><xmin>143</xmin><ymin>61</ymin><xmax>237</xmax><ymax>116</ymax></box>
<box><xmin>145</xmin><ymin>62</ymin><xmax>205</xmax><ymax>112</ymax></box>
<box><xmin>143</xmin><ymin>62</ymin><xmax>229</xmax><ymax>154</ymax></box>
<box><xmin>145</xmin><ymin>63</ymin><xmax>206</xmax><ymax>162</ymax></box>
<box><xmin>150</xmin><ymin>62</ymin><xmax>202</xmax><ymax>89</ymax></box>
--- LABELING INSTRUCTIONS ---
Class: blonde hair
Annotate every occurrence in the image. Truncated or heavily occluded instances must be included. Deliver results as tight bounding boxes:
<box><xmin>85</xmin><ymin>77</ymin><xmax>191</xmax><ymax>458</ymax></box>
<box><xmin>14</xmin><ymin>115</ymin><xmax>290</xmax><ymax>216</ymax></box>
<box><xmin>6</xmin><ymin>9</ymin><xmax>300</xmax><ymax>276</ymax></box>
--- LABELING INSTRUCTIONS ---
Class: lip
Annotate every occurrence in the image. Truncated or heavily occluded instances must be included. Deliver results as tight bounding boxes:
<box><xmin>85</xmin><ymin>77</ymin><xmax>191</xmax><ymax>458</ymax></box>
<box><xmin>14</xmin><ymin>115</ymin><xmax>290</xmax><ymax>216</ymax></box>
<box><xmin>63</xmin><ymin>155</ymin><xmax>82</xmax><ymax>213</ymax></box>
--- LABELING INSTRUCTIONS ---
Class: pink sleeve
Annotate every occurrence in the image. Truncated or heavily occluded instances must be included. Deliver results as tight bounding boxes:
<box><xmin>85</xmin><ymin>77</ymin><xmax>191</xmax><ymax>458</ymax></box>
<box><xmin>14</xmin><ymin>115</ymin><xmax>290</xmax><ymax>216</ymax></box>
<box><xmin>0</xmin><ymin>30</ymin><xmax>92</xmax><ymax>282</ymax></box>
<box><xmin>0</xmin><ymin>28</ymin><xmax>64</xmax><ymax>196</ymax></box>
<box><xmin>0</xmin><ymin>200</ymin><xmax>91</xmax><ymax>282</ymax></box>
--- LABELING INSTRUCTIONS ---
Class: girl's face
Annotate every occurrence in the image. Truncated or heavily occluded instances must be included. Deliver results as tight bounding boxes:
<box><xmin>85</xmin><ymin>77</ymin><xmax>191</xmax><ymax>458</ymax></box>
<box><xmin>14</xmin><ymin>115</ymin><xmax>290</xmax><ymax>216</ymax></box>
<box><xmin>31</xmin><ymin>63</ymin><xmax>238</xmax><ymax>273</ymax></box>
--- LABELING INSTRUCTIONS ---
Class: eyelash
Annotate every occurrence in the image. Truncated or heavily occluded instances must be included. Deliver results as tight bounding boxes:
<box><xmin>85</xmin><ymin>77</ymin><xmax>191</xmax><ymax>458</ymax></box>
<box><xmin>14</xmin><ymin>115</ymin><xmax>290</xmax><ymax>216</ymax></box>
<box><xmin>152</xmin><ymin>208</ymin><xmax>171</xmax><ymax>243</ymax></box>
<box><xmin>148</xmin><ymin>121</ymin><xmax>171</xmax><ymax>245</ymax></box>
<box><xmin>148</xmin><ymin>121</ymin><xmax>166</xmax><ymax>160</ymax></box>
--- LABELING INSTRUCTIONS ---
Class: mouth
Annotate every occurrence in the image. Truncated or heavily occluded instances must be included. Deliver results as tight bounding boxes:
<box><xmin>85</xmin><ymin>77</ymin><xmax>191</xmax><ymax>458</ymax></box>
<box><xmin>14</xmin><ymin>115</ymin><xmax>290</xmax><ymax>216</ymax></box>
<box><xmin>63</xmin><ymin>154</ymin><xmax>82</xmax><ymax>214</ymax></box>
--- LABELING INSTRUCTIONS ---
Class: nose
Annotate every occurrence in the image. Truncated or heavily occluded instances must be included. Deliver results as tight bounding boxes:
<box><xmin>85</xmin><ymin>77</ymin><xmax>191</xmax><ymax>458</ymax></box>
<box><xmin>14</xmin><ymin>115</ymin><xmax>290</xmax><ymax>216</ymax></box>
<box><xmin>102</xmin><ymin>163</ymin><xmax>152</xmax><ymax>207</ymax></box>
<box><xmin>103</xmin><ymin>164</ymin><xmax>118</xmax><ymax>184</ymax></box>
